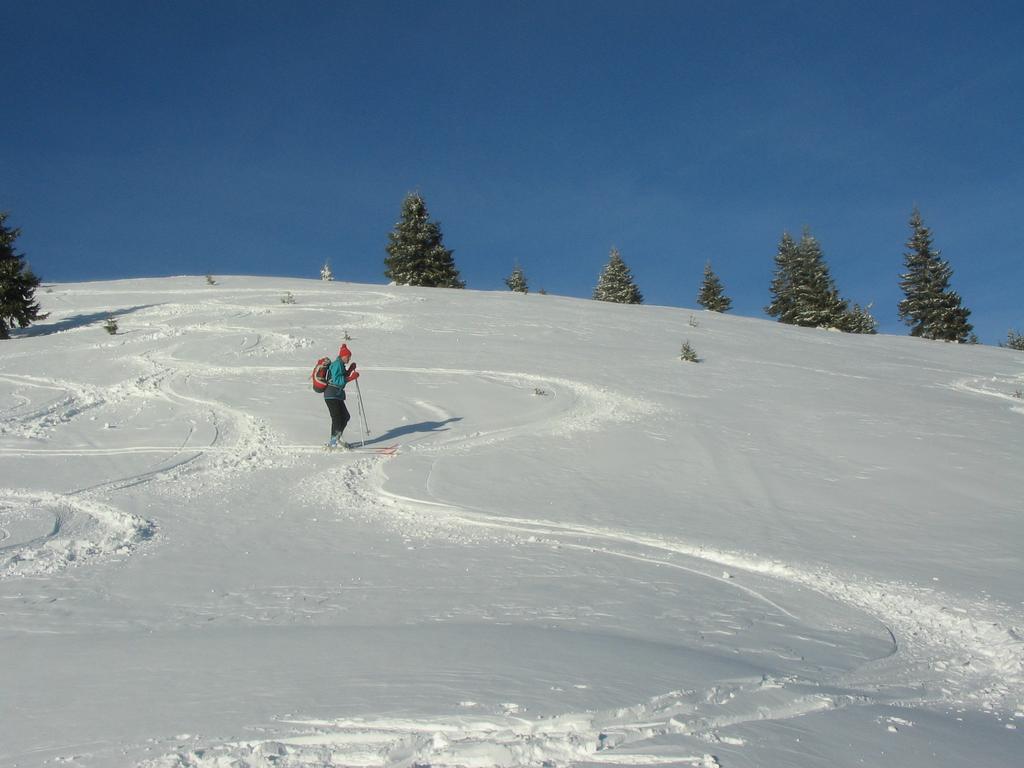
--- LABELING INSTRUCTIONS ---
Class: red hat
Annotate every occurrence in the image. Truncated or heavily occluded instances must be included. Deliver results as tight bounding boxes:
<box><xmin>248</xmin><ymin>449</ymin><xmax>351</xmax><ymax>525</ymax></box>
<box><xmin>339</xmin><ymin>344</ymin><xmax>352</xmax><ymax>359</ymax></box>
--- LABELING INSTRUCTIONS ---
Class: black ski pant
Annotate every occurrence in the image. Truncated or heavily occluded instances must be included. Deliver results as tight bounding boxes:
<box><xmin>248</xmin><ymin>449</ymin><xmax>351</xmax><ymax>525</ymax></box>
<box><xmin>325</xmin><ymin>397</ymin><xmax>350</xmax><ymax>439</ymax></box>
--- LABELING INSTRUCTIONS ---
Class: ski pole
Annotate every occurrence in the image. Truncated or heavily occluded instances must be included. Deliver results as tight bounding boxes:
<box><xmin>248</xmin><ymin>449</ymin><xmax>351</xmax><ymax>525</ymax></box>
<box><xmin>354</xmin><ymin>377</ymin><xmax>370</xmax><ymax>445</ymax></box>
<box><xmin>357</xmin><ymin>383</ymin><xmax>369</xmax><ymax>444</ymax></box>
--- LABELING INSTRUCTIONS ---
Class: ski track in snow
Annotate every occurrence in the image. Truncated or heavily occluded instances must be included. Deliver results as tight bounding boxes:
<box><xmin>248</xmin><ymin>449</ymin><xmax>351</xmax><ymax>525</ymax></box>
<box><xmin>0</xmin><ymin>489</ymin><xmax>155</xmax><ymax>578</ymax></box>
<box><xmin>0</xmin><ymin>368</ymin><xmax>171</xmax><ymax>440</ymax></box>
<box><xmin>372</xmin><ymin>365</ymin><xmax>659</xmax><ymax>448</ymax></box>
<box><xmin>0</xmin><ymin>345</ymin><xmax>285</xmax><ymax>577</ymax></box>
<box><xmin>6</xmin><ymin>290</ymin><xmax>1023</xmax><ymax>767</ymax></box>
<box><xmin>334</xmin><ymin>459</ymin><xmax>1024</xmax><ymax>714</ymax></box>
<box><xmin>952</xmin><ymin>374</ymin><xmax>1024</xmax><ymax>414</ymax></box>
<box><xmin>0</xmin><ymin>319</ymin><xmax>649</xmax><ymax>582</ymax></box>
<box><xmin>210</xmin><ymin>386</ymin><xmax>1024</xmax><ymax>766</ymax></box>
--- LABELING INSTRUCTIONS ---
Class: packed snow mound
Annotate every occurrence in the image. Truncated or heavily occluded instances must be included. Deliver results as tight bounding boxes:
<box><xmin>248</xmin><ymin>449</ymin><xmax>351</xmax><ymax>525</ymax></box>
<box><xmin>0</xmin><ymin>489</ymin><xmax>155</xmax><ymax>578</ymax></box>
<box><xmin>140</xmin><ymin>686</ymin><xmax>798</xmax><ymax>768</ymax></box>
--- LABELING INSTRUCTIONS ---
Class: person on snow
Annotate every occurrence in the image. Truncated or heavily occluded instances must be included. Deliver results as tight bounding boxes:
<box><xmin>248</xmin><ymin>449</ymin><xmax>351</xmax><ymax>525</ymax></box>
<box><xmin>324</xmin><ymin>343</ymin><xmax>359</xmax><ymax>448</ymax></box>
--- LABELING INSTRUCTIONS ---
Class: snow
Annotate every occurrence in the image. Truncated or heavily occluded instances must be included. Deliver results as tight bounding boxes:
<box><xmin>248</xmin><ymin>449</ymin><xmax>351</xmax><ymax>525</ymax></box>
<box><xmin>1</xmin><ymin>275</ymin><xmax>1021</xmax><ymax>767</ymax></box>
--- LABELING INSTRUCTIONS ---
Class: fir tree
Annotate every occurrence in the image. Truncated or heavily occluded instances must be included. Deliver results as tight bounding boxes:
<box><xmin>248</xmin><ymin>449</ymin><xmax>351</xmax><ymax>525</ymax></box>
<box><xmin>0</xmin><ymin>212</ymin><xmax>45</xmax><ymax>339</ymax></box>
<box><xmin>898</xmin><ymin>208</ymin><xmax>973</xmax><ymax>342</ymax></box>
<box><xmin>320</xmin><ymin>261</ymin><xmax>334</xmax><ymax>281</ymax></box>
<box><xmin>766</xmin><ymin>228</ymin><xmax>851</xmax><ymax>329</ymax></box>
<box><xmin>505</xmin><ymin>264</ymin><xmax>528</xmax><ymax>293</ymax></box>
<box><xmin>384</xmin><ymin>193</ymin><xmax>464</xmax><ymax>288</ymax></box>
<box><xmin>765</xmin><ymin>232</ymin><xmax>802</xmax><ymax>324</ymax></box>
<box><xmin>837</xmin><ymin>303</ymin><xmax>879</xmax><ymax>334</ymax></box>
<box><xmin>696</xmin><ymin>261</ymin><xmax>732</xmax><ymax>312</ymax></box>
<box><xmin>791</xmin><ymin>229</ymin><xmax>848</xmax><ymax>328</ymax></box>
<box><xmin>765</xmin><ymin>230</ymin><xmax>811</xmax><ymax>323</ymax></box>
<box><xmin>593</xmin><ymin>247</ymin><xmax>643</xmax><ymax>304</ymax></box>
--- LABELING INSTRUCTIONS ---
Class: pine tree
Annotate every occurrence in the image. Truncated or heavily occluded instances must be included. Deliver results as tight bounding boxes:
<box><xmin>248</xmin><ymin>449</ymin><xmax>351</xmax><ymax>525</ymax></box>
<box><xmin>1002</xmin><ymin>329</ymin><xmax>1024</xmax><ymax>351</ymax></box>
<box><xmin>0</xmin><ymin>212</ymin><xmax>45</xmax><ymax>339</ymax></box>
<box><xmin>320</xmin><ymin>261</ymin><xmax>334</xmax><ymax>281</ymax></box>
<box><xmin>696</xmin><ymin>261</ymin><xmax>732</xmax><ymax>312</ymax></box>
<box><xmin>766</xmin><ymin>228</ymin><xmax>851</xmax><ymax>329</ymax></box>
<box><xmin>837</xmin><ymin>303</ymin><xmax>879</xmax><ymax>334</ymax></box>
<box><xmin>505</xmin><ymin>264</ymin><xmax>528</xmax><ymax>293</ymax></box>
<box><xmin>898</xmin><ymin>208</ymin><xmax>973</xmax><ymax>342</ymax></box>
<box><xmin>765</xmin><ymin>232</ymin><xmax>802</xmax><ymax>324</ymax></box>
<box><xmin>791</xmin><ymin>229</ymin><xmax>848</xmax><ymax>328</ymax></box>
<box><xmin>384</xmin><ymin>193</ymin><xmax>464</xmax><ymax>288</ymax></box>
<box><xmin>593</xmin><ymin>247</ymin><xmax>643</xmax><ymax>304</ymax></box>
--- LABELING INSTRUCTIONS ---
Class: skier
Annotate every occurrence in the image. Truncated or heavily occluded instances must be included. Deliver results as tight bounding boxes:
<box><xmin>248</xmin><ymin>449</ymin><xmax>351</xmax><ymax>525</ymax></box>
<box><xmin>324</xmin><ymin>343</ymin><xmax>360</xmax><ymax>448</ymax></box>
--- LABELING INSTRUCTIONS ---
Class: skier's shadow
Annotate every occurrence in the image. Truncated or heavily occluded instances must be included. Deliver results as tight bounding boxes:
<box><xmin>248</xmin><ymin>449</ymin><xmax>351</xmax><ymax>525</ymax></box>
<box><xmin>360</xmin><ymin>417</ymin><xmax>462</xmax><ymax>447</ymax></box>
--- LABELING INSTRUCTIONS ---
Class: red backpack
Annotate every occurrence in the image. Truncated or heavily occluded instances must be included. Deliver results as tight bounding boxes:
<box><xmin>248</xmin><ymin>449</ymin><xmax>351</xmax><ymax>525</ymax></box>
<box><xmin>311</xmin><ymin>357</ymin><xmax>331</xmax><ymax>392</ymax></box>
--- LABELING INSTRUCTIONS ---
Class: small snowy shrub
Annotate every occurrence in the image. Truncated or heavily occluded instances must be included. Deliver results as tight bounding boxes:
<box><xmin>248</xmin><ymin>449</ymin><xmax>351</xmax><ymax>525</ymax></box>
<box><xmin>103</xmin><ymin>317</ymin><xmax>118</xmax><ymax>335</ymax></box>
<box><xmin>688</xmin><ymin>314</ymin><xmax>700</xmax><ymax>328</ymax></box>
<box><xmin>281</xmin><ymin>291</ymin><xmax>296</xmax><ymax>304</ymax></box>
<box><xmin>1003</xmin><ymin>329</ymin><xmax>1024</xmax><ymax>351</ymax></box>
<box><xmin>320</xmin><ymin>262</ymin><xmax>334</xmax><ymax>281</ymax></box>
<box><xmin>205</xmin><ymin>274</ymin><xmax>216</xmax><ymax>285</ymax></box>
<box><xmin>534</xmin><ymin>388</ymin><xmax>548</xmax><ymax>396</ymax></box>
<box><xmin>680</xmin><ymin>340</ymin><xmax>699</xmax><ymax>363</ymax></box>
<box><xmin>505</xmin><ymin>265</ymin><xmax>528</xmax><ymax>293</ymax></box>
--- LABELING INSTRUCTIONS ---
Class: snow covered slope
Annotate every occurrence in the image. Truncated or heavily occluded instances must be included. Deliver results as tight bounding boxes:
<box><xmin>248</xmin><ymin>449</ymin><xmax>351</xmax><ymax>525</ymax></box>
<box><xmin>1</xmin><ymin>276</ymin><xmax>1021</xmax><ymax>767</ymax></box>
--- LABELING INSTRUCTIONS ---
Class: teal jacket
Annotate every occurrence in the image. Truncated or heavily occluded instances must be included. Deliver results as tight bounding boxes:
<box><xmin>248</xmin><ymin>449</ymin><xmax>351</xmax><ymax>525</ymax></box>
<box><xmin>324</xmin><ymin>358</ymin><xmax>349</xmax><ymax>400</ymax></box>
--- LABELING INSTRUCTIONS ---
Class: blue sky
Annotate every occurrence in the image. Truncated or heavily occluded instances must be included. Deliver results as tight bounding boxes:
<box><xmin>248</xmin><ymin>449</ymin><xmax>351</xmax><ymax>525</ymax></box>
<box><xmin>3</xmin><ymin>0</ymin><xmax>1022</xmax><ymax>343</ymax></box>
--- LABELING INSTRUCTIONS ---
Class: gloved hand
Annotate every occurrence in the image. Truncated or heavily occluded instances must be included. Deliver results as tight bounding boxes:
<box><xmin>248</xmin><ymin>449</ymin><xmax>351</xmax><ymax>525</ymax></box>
<box><xmin>347</xmin><ymin>362</ymin><xmax>357</xmax><ymax>374</ymax></box>
<box><xmin>346</xmin><ymin>370</ymin><xmax>360</xmax><ymax>382</ymax></box>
